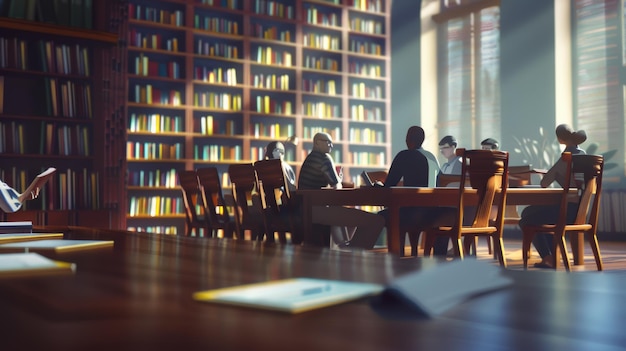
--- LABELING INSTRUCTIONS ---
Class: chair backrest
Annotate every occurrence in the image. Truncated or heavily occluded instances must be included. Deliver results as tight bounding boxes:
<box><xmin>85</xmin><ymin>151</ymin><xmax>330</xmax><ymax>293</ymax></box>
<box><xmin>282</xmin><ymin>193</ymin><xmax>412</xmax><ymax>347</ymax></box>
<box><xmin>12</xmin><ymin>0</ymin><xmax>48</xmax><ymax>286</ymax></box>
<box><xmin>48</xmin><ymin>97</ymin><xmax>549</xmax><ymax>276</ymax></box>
<box><xmin>228</xmin><ymin>163</ymin><xmax>263</xmax><ymax>238</ymax></box>
<box><xmin>178</xmin><ymin>170</ymin><xmax>206</xmax><ymax>232</ymax></box>
<box><xmin>456</xmin><ymin>148</ymin><xmax>509</xmax><ymax>228</ymax></box>
<box><xmin>569</xmin><ymin>154</ymin><xmax>604</xmax><ymax>227</ymax></box>
<box><xmin>254</xmin><ymin>158</ymin><xmax>293</xmax><ymax>215</ymax></box>
<box><xmin>197</xmin><ymin>167</ymin><xmax>230</xmax><ymax>226</ymax></box>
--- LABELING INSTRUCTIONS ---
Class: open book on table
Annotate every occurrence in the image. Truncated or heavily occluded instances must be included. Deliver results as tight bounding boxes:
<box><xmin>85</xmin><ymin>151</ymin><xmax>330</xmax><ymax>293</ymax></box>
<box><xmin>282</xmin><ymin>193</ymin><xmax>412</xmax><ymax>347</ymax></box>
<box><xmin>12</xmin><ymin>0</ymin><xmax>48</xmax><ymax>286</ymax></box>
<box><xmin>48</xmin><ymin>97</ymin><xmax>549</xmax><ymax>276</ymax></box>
<box><xmin>0</xmin><ymin>252</ymin><xmax>75</xmax><ymax>278</ymax></box>
<box><xmin>193</xmin><ymin>260</ymin><xmax>513</xmax><ymax>315</ymax></box>
<box><xmin>0</xmin><ymin>239</ymin><xmax>114</xmax><ymax>254</ymax></box>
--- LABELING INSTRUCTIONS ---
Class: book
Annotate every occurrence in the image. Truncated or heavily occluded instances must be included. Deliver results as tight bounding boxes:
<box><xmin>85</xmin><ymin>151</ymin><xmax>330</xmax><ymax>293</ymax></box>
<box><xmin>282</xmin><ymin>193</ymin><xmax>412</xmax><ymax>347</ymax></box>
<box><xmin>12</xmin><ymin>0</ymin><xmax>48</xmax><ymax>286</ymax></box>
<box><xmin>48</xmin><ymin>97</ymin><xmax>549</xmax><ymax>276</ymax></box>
<box><xmin>0</xmin><ymin>232</ymin><xmax>63</xmax><ymax>243</ymax></box>
<box><xmin>0</xmin><ymin>221</ymin><xmax>32</xmax><ymax>234</ymax></box>
<box><xmin>0</xmin><ymin>252</ymin><xmax>75</xmax><ymax>278</ymax></box>
<box><xmin>0</xmin><ymin>239</ymin><xmax>114</xmax><ymax>253</ymax></box>
<box><xmin>18</xmin><ymin>167</ymin><xmax>56</xmax><ymax>203</ymax></box>
<box><xmin>193</xmin><ymin>278</ymin><xmax>385</xmax><ymax>314</ymax></box>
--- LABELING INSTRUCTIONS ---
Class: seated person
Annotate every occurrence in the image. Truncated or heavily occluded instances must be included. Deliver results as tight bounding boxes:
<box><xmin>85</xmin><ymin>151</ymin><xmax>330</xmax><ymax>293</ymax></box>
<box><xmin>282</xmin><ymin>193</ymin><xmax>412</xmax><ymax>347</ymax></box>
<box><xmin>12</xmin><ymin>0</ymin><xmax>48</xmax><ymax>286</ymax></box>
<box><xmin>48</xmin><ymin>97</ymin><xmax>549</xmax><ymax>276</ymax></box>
<box><xmin>298</xmin><ymin>132</ymin><xmax>385</xmax><ymax>249</ymax></box>
<box><xmin>264</xmin><ymin>141</ymin><xmax>296</xmax><ymax>191</ymax></box>
<box><xmin>0</xmin><ymin>179</ymin><xmax>41</xmax><ymax>213</ymax></box>
<box><xmin>438</xmin><ymin>135</ymin><xmax>462</xmax><ymax>175</ymax></box>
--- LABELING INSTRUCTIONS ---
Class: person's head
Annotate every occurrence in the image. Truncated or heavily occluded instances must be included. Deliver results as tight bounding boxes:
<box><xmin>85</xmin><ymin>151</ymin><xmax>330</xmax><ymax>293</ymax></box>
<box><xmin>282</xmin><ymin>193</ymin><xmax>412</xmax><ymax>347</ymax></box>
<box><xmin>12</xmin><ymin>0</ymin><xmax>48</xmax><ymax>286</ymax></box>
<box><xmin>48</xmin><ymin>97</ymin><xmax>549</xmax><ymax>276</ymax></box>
<box><xmin>405</xmin><ymin>126</ymin><xmax>425</xmax><ymax>150</ymax></box>
<box><xmin>313</xmin><ymin>132</ymin><xmax>333</xmax><ymax>153</ymax></box>
<box><xmin>264</xmin><ymin>141</ymin><xmax>285</xmax><ymax>160</ymax></box>
<box><xmin>555</xmin><ymin>124</ymin><xmax>587</xmax><ymax>146</ymax></box>
<box><xmin>439</xmin><ymin>135</ymin><xmax>458</xmax><ymax>160</ymax></box>
<box><xmin>480</xmin><ymin>138</ymin><xmax>499</xmax><ymax>150</ymax></box>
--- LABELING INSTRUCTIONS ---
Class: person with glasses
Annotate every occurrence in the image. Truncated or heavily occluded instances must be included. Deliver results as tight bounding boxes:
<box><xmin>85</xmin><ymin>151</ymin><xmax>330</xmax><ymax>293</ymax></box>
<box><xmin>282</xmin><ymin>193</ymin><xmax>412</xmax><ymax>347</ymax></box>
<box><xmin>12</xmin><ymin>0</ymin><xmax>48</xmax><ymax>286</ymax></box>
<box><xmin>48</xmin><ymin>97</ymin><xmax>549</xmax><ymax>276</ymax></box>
<box><xmin>438</xmin><ymin>135</ymin><xmax>462</xmax><ymax>175</ymax></box>
<box><xmin>298</xmin><ymin>132</ymin><xmax>385</xmax><ymax>249</ymax></box>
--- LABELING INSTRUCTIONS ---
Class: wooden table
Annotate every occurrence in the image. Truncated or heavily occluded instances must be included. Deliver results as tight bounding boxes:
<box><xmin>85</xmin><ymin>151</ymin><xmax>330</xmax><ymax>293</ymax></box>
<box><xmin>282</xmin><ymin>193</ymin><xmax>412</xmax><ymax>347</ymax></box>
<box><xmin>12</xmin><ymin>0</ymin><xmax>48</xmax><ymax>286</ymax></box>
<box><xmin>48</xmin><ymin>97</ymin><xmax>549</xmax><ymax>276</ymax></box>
<box><xmin>0</xmin><ymin>227</ymin><xmax>623</xmax><ymax>350</ymax></box>
<box><xmin>296</xmin><ymin>187</ymin><xmax>572</xmax><ymax>258</ymax></box>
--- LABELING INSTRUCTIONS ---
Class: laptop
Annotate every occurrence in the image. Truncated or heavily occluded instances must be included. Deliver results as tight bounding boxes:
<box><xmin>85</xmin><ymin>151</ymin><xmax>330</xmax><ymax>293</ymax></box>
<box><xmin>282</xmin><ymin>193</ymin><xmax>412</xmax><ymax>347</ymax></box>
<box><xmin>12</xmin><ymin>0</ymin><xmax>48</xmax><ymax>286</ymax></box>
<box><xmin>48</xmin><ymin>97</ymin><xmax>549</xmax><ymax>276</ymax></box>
<box><xmin>360</xmin><ymin>171</ymin><xmax>384</xmax><ymax>187</ymax></box>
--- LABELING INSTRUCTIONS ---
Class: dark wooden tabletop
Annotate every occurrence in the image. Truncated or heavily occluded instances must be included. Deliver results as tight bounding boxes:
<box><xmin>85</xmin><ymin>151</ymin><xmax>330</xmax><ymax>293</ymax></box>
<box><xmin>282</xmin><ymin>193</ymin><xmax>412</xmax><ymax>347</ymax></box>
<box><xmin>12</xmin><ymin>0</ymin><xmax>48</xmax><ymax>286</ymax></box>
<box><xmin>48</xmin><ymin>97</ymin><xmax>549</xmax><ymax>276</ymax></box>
<box><xmin>0</xmin><ymin>227</ymin><xmax>624</xmax><ymax>351</ymax></box>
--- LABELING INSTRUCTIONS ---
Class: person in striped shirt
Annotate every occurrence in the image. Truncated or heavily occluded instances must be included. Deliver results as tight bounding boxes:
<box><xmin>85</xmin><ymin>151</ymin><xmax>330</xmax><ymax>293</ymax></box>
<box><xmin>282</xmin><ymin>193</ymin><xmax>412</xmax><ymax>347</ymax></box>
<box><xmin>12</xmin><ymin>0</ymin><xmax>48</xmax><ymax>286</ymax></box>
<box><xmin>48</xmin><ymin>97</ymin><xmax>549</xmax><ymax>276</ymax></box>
<box><xmin>298</xmin><ymin>132</ymin><xmax>385</xmax><ymax>249</ymax></box>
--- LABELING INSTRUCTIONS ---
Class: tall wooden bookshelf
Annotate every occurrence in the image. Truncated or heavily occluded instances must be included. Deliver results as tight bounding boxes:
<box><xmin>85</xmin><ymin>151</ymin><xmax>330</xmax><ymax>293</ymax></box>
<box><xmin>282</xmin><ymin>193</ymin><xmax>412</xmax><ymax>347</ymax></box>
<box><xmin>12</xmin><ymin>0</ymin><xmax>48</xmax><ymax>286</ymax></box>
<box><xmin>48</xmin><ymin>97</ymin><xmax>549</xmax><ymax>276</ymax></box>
<box><xmin>0</xmin><ymin>1</ymin><xmax>124</xmax><ymax>228</ymax></box>
<box><xmin>124</xmin><ymin>0</ymin><xmax>391</xmax><ymax>234</ymax></box>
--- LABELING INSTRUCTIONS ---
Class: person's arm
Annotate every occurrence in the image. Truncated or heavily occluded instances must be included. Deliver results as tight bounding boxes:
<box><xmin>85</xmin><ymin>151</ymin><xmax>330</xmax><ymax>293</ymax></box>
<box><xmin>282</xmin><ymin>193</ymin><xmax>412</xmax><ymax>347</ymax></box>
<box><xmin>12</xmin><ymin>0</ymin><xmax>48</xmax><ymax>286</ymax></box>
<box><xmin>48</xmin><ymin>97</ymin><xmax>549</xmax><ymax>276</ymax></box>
<box><xmin>384</xmin><ymin>152</ymin><xmax>403</xmax><ymax>187</ymax></box>
<box><xmin>0</xmin><ymin>180</ymin><xmax>23</xmax><ymax>213</ymax></box>
<box><xmin>540</xmin><ymin>159</ymin><xmax>563</xmax><ymax>188</ymax></box>
<box><xmin>321</xmin><ymin>155</ymin><xmax>341</xmax><ymax>188</ymax></box>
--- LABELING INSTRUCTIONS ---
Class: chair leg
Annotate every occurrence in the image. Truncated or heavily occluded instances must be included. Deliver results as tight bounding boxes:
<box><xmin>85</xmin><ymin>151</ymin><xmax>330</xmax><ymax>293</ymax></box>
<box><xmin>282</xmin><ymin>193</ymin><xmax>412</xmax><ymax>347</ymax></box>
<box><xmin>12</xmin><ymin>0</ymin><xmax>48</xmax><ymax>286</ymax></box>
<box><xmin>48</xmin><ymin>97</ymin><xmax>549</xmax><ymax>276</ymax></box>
<box><xmin>408</xmin><ymin>230</ymin><xmax>421</xmax><ymax>257</ymax></box>
<box><xmin>493</xmin><ymin>236</ymin><xmax>507</xmax><ymax>268</ymax></box>
<box><xmin>521</xmin><ymin>228</ymin><xmax>534</xmax><ymax>269</ymax></box>
<box><xmin>423</xmin><ymin>232</ymin><xmax>434</xmax><ymax>257</ymax></box>
<box><xmin>453</xmin><ymin>237</ymin><xmax>463</xmax><ymax>259</ymax></box>
<box><xmin>557</xmin><ymin>234</ymin><xmax>571</xmax><ymax>271</ymax></box>
<box><xmin>587</xmin><ymin>232</ymin><xmax>603</xmax><ymax>271</ymax></box>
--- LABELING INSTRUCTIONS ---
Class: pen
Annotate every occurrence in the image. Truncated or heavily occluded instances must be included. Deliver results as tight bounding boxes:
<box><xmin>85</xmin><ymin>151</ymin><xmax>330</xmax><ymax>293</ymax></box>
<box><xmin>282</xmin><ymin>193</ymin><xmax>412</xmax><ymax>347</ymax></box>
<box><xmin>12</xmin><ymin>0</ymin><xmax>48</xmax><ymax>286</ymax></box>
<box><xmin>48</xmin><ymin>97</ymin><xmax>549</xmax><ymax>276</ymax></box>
<box><xmin>301</xmin><ymin>284</ymin><xmax>331</xmax><ymax>296</ymax></box>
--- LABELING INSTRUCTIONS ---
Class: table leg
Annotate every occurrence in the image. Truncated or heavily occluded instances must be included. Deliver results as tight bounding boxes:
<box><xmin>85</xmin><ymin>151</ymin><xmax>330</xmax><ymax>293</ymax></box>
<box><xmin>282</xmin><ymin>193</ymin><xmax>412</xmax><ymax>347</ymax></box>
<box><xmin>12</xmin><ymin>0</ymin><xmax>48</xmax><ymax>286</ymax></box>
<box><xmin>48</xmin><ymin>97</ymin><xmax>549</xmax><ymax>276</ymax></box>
<box><xmin>571</xmin><ymin>231</ymin><xmax>584</xmax><ymax>265</ymax></box>
<box><xmin>387</xmin><ymin>204</ymin><xmax>401</xmax><ymax>256</ymax></box>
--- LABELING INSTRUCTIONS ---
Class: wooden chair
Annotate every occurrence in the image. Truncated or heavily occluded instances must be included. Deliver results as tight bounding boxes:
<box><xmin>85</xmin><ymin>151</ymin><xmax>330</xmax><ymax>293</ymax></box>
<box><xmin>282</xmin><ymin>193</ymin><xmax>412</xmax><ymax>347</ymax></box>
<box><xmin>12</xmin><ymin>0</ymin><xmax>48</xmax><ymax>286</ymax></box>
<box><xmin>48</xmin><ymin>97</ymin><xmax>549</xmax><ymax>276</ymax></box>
<box><xmin>254</xmin><ymin>159</ymin><xmax>301</xmax><ymax>244</ymax></box>
<box><xmin>521</xmin><ymin>153</ymin><xmax>604</xmax><ymax>271</ymax></box>
<box><xmin>228</xmin><ymin>163</ymin><xmax>265</xmax><ymax>241</ymax></box>
<box><xmin>197</xmin><ymin>167</ymin><xmax>235</xmax><ymax>238</ymax></box>
<box><xmin>179</xmin><ymin>170</ymin><xmax>211</xmax><ymax>237</ymax></box>
<box><xmin>423</xmin><ymin>149</ymin><xmax>509</xmax><ymax>267</ymax></box>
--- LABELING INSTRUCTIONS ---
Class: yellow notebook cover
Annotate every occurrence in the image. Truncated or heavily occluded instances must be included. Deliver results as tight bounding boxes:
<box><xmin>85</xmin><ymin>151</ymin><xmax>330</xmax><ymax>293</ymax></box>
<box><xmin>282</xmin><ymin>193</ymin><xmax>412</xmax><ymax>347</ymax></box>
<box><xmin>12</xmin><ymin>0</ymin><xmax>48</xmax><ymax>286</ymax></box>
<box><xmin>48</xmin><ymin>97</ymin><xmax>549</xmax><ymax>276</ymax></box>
<box><xmin>0</xmin><ymin>233</ymin><xmax>64</xmax><ymax>243</ymax></box>
<box><xmin>0</xmin><ymin>252</ymin><xmax>75</xmax><ymax>278</ymax></box>
<box><xmin>193</xmin><ymin>278</ymin><xmax>384</xmax><ymax>314</ymax></box>
<box><xmin>0</xmin><ymin>239</ymin><xmax>114</xmax><ymax>253</ymax></box>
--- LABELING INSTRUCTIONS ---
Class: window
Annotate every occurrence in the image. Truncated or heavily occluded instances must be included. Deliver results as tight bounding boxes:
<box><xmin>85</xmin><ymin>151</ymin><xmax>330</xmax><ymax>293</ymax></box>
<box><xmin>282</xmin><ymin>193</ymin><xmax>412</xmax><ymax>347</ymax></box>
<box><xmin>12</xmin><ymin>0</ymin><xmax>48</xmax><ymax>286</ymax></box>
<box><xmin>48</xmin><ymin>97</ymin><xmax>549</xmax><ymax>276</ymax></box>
<box><xmin>435</xmin><ymin>0</ymin><xmax>501</xmax><ymax>148</ymax></box>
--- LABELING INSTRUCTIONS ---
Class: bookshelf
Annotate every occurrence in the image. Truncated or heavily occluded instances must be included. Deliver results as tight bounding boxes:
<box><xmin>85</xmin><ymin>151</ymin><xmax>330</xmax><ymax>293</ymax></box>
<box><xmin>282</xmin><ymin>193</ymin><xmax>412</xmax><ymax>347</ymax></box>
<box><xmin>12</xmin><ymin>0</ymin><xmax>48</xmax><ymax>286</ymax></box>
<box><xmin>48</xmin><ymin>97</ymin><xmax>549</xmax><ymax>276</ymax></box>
<box><xmin>124</xmin><ymin>0</ymin><xmax>391</xmax><ymax>234</ymax></box>
<box><xmin>0</xmin><ymin>1</ymin><xmax>123</xmax><ymax>228</ymax></box>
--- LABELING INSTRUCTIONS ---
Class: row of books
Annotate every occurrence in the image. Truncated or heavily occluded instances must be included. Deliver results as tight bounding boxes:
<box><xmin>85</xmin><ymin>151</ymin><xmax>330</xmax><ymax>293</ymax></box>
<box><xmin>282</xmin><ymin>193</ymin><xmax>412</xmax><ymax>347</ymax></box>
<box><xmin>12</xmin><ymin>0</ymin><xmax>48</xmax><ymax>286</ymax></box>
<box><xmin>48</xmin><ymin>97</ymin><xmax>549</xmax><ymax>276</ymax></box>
<box><xmin>0</xmin><ymin>38</ymin><xmax>90</xmax><ymax>76</ymax></box>
<box><xmin>127</xmin><ymin>225</ymin><xmax>179</xmax><ymax>235</ymax></box>
<box><xmin>198</xmin><ymin>115</ymin><xmax>238</xmax><ymax>136</ymax></box>
<box><xmin>194</xmin><ymin>91</ymin><xmax>243</xmax><ymax>110</ymax></box>
<box><xmin>302</xmin><ymin>78</ymin><xmax>339</xmax><ymax>95</ymax></box>
<box><xmin>128</xmin><ymin>4</ymin><xmax>184</xmax><ymax>27</ymax></box>
<box><xmin>349</xmin><ymin>61</ymin><xmax>383</xmax><ymax>77</ymax></box>
<box><xmin>255</xmin><ymin>46</ymin><xmax>293</xmax><ymax>66</ymax></box>
<box><xmin>196</xmin><ymin>39</ymin><xmax>240</xmax><ymax>59</ymax></box>
<box><xmin>198</xmin><ymin>0</ymin><xmax>240</xmax><ymax>10</ymax></box>
<box><xmin>302</xmin><ymin>101</ymin><xmax>341</xmax><ymax>118</ymax></box>
<box><xmin>348</xmin><ymin>127</ymin><xmax>385</xmax><ymax>144</ymax></box>
<box><xmin>2</xmin><ymin>0</ymin><xmax>93</xmax><ymax>29</ymax></box>
<box><xmin>0</xmin><ymin>121</ymin><xmax>90</xmax><ymax>156</ymax></box>
<box><xmin>250</xmin><ymin>122</ymin><xmax>294</xmax><ymax>139</ymax></box>
<box><xmin>128</xmin><ymin>29</ymin><xmax>181</xmax><ymax>52</ymax></box>
<box><xmin>194</xmin><ymin>15</ymin><xmax>240</xmax><ymax>35</ymax></box>
<box><xmin>194</xmin><ymin>144</ymin><xmax>243</xmax><ymax>162</ymax></box>
<box><xmin>126</xmin><ymin>142</ymin><xmax>183</xmax><ymax>160</ymax></box>
<box><xmin>195</xmin><ymin>67</ymin><xmax>239</xmax><ymax>85</ymax></box>
<box><xmin>305</xmin><ymin>6</ymin><xmax>340</xmax><ymax>27</ymax></box>
<box><xmin>350</xmin><ymin>17</ymin><xmax>384</xmax><ymax>35</ymax></box>
<box><xmin>348</xmin><ymin>151</ymin><xmax>386</xmax><ymax>166</ymax></box>
<box><xmin>351</xmin><ymin>82</ymin><xmax>383</xmax><ymax>99</ymax></box>
<box><xmin>128</xmin><ymin>113</ymin><xmax>184</xmax><ymax>133</ymax></box>
<box><xmin>251</xmin><ymin>73</ymin><xmax>291</xmax><ymax>90</ymax></box>
<box><xmin>303</xmin><ymin>34</ymin><xmax>341</xmax><ymax>51</ymax></box>
<box><xmin>250</xmin><ymin>24</ymin><xmax>293</xmax><ymax>42</ymax></box>
<box><xmin>302</xmin><ymin>126</ymin><xmax>340</xmax><ymax>140</ymax></box>
<box><xmin>132</xmin><ymin>84</ymin><xmax>183</xmax><ymax>106</ymax></box>
<box><xmin>349</xmin><ymin>39</ymin><xmax>384</xmax><ymax>56</ymax></box>
<box><xmin>127</xmin><ymin>195</ymin><xmax>184</xmax><ymax>217</ymax></box>
<box><xmin>347</xmin><ymin>0</ymin><xmax>385</xmax><ymax>13</ymax></box>
<box><xmin>133</xmin><ymin>54</ymin><xmax>183</xmax><ymax>79</ymax></box>
<box><xmin>303</xmin><ymin>55</ymin><xmax>340</xmax><ymax>71</ymax></box>
<box><xmin>350</xmin><ymin>104</ymin><xmax>383</xmax><ymax>121</ymax></box>
<box><xmin>254</xmin><ymin>96</ymin><xmax>294</xmax><ymax>114</ymax></box>
<box><xmin>128</xmin><ymin>168</ymin><xmax>178</xmax><ymax>188</ymax></box>
<box><xmin>254</xmin><ymin>0</ymin><xmax>295</xmax><ymax>19</ymax></box>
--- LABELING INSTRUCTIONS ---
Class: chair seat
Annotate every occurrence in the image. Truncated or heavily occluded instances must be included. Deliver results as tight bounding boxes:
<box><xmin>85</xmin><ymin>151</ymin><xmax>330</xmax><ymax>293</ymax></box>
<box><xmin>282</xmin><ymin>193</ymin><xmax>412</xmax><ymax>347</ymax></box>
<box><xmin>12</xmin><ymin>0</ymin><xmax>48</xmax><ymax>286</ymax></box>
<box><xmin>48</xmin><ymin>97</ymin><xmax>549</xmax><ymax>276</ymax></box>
<box><xmin>434</xmin><ymin>226</ymin><xmax>498</xmax><ymax>235</ymax></box>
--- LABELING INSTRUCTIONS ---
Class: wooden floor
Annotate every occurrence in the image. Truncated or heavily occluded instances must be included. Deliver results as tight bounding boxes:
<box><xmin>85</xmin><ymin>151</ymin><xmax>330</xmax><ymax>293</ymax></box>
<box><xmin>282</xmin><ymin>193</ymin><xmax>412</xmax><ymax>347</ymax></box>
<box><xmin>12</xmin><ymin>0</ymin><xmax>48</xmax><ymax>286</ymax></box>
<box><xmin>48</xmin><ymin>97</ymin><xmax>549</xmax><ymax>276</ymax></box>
<box><xmin>400</xmin><ymin>235</ymin><xmax>626</xmax><ymax>272</ymax></box>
